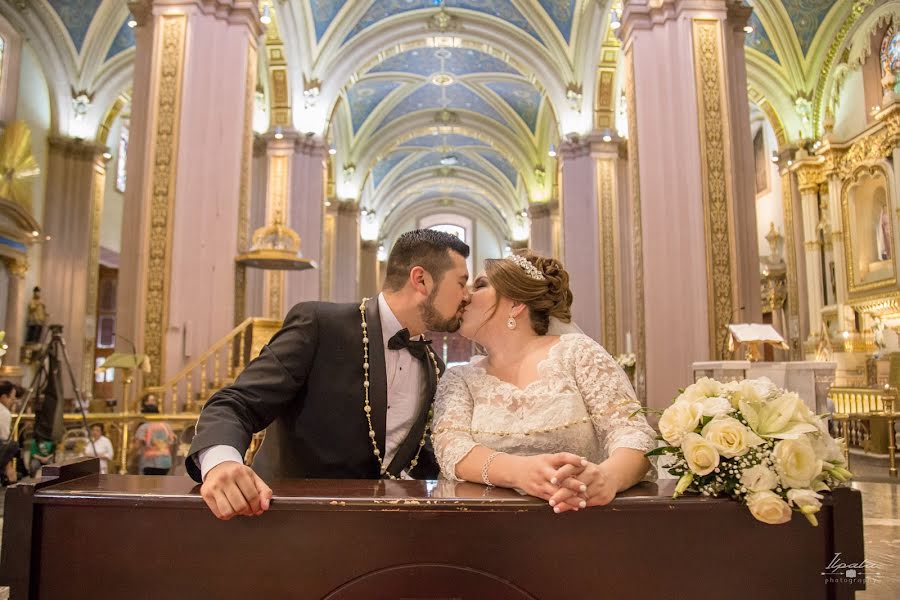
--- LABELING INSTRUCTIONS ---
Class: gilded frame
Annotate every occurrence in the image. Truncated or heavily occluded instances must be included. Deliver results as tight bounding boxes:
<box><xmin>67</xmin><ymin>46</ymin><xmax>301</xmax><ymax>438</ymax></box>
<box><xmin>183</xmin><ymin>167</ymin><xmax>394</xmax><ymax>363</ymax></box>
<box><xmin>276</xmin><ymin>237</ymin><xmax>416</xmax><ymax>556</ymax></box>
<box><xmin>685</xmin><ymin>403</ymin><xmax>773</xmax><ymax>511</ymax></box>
<box><xmin>841</xmin><ymin>163</ymin><xmax>897</xmax><ymax>297</ymax></box>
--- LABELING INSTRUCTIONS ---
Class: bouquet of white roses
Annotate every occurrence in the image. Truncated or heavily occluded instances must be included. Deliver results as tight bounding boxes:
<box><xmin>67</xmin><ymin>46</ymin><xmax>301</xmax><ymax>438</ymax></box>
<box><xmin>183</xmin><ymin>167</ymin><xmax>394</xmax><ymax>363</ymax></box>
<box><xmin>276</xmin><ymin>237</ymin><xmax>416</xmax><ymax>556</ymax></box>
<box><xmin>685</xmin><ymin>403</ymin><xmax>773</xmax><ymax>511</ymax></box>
<box><xmin>615</xmin><ymin>353</ymin><xmax>636</xmax><ymax>368</ymax></box>
<box><xmin>647</xmin><ymin>377</ymin><xmax>852</xmax><ymax>526</ymax></box>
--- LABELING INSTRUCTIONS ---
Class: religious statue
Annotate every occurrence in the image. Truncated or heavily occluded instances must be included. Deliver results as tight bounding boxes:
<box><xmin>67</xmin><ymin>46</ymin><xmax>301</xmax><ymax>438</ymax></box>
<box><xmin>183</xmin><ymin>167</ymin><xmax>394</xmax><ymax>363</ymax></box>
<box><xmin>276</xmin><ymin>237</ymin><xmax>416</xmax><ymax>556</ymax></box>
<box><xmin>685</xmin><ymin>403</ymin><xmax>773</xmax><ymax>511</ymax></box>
<box><xmin>25</xmin><ymin>286</ymin><xmax>48</xmax><ymax>344</ymax></box>
<box><xmin>872</xmin><ymin>316</ymin><xmax>887</xmax><ymax>356</ymax></box>
<box><xmin>874</xmin><ymin>189</ymin><xmax>891</xmax><ymax>261</ymax></box>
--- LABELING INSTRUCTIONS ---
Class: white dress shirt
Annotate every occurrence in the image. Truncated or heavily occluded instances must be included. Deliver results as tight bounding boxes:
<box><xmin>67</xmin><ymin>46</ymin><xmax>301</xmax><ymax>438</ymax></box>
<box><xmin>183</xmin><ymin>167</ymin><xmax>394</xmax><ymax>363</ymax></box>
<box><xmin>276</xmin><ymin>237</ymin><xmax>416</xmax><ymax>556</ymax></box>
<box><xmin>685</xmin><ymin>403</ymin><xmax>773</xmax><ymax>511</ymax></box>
<box><xmin>198</xmin><ymin>294</ymin><xmax>427</xmax><ymax>481</ymax></box>
<box><xmin>0</xmin><ymin>402</ymin><xmax>10</xmax><ymax>441</ymax></box>
<box><xmin>82</xmin><ymin>435</ymin><xmax>115</xmax><ymax>474</ymax></box>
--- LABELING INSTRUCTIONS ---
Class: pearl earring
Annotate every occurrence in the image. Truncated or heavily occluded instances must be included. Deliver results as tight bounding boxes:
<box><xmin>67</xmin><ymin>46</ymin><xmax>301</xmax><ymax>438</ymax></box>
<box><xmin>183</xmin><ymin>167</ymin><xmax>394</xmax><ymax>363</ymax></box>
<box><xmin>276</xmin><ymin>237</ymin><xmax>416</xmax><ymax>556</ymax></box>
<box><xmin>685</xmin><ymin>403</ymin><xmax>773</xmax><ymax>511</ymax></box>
<box><xmin>507</xmin><ymin>316</ymin><xmax>517</xmax><ymax>330</ymax></box>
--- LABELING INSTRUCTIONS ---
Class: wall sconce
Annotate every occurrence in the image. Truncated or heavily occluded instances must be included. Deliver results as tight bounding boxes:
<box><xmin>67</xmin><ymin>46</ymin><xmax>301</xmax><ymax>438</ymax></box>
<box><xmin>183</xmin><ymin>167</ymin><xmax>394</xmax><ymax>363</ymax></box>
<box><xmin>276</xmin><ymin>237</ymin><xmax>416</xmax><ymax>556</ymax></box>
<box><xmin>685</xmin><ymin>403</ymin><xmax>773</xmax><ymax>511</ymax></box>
<box><xmin>548</xmin><ymin>144</ymin><xmax>557</xmax><ymax>158</ymax></box>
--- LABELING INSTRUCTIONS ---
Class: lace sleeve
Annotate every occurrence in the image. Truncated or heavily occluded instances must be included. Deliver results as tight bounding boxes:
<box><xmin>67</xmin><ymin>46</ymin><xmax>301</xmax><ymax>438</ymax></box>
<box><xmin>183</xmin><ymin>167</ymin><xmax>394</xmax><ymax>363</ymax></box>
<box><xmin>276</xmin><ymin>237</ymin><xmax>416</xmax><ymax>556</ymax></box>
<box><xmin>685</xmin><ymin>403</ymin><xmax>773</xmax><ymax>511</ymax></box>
<box><xmin>432</xmin><ymin>366</ymin><xmax>479</xmax><ymax>481</ymax></box>
<box><xmin>570</xmin><ymin>335</ymin><xmax>658</xmax><ymax>461</ymax></box>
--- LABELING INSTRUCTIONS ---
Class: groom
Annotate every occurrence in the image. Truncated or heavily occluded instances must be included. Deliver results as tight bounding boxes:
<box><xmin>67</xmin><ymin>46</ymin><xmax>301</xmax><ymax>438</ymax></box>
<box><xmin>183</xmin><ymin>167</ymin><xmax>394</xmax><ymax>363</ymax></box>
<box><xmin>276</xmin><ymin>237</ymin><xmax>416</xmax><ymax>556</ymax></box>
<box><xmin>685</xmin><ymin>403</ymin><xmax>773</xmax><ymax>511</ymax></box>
<box><xmin>186</xmin><ymin>229</ymin><xmax>471</xmax><ymax>520</ymax></box>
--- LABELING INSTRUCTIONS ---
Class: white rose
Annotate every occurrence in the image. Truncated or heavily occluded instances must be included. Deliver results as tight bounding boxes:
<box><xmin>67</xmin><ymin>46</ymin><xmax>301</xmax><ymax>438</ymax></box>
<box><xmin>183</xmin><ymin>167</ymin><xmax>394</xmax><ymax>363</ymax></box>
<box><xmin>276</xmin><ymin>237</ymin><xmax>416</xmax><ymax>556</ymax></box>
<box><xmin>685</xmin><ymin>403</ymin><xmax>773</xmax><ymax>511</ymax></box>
<box><xmin>658</xmin><ymin>401</ymin><xmax>703</xmax><ymax>446</ymax></box>
<box><xmin>787</xmin><ymin>488</ymin><xmax>824</xmax><ymax>525</ymax></box>
<box><xmin>698</xmin><ymin>396</ymin><xmax>733</xmax><ymax>417</ymax></box>
<box><xmin>740</xmin><ymin>464</ymin><xmax>779</xmax><ymax>492</ymax></box>
<box><xmin>681</xmin><ymin>432</ymin><xmax>720</xmax><ymax>476</ymax></box>
<box><xmin>773</xmin><ymin>437</ymin><xmax>823</xmax><ymax>489</ymax></box>
<box><xmin>746</xmin><ymin>491</ymin><xmax>793</xmax><ymax>525</ymax></box>
<box><xmin>702</xmin><ymin>416</ymin><xmax>765</xmax><ymax>458</ymax></box>
<box><xmin>678</xmin><ymin>377</ymin><xmax>724</xmax><ymax>403</ymax></box>
<box><xmin>809</xmin><ymin>417</ymin><xmax>845</xmax><ymax>466</ymax></box>
<box><xmin>739</xmin><ymin>392</ymin><xmax>818</xmax><ymax>439</ymax></box>
<box><xmin>786</xmin><ymin>489</ymin><xmax>823</xmax><ymax>512</ymax></box>
<box><xmin>725</xmin><ymin>378</ymin><xmax>777</xmax><ymax>408</ymax></box>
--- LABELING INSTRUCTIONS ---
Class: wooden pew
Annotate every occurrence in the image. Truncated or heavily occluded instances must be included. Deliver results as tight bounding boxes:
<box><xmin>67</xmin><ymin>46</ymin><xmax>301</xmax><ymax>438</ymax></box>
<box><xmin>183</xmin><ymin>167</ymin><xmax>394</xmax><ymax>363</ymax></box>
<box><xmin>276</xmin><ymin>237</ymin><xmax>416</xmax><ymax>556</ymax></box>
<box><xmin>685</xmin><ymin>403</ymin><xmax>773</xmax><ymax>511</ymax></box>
<box><xmin>1</xmin><ymin>459</ymin><xmax>866</xmax><ymax>599</ymax></box>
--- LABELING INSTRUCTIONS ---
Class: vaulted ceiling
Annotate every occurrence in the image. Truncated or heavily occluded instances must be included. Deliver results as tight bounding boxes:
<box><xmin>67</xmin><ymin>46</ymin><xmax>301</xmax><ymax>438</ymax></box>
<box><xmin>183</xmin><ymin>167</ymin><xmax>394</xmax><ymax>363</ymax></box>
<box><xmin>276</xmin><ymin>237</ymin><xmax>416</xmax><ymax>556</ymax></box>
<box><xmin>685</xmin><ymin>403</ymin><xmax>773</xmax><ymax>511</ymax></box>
<box><xmin>6</xmin><ymin>0</ymin><xmax>897</xmax><ymax>242</ymax></box>
<box><xmin>270</xmin><ymin>0</ymin><xmax>609</xmax><ymax>243</ymax></box>
<box><xmin>742</xmin><ymin>0</ymin><xmax>900</xmax><ymax>145</ymax></box>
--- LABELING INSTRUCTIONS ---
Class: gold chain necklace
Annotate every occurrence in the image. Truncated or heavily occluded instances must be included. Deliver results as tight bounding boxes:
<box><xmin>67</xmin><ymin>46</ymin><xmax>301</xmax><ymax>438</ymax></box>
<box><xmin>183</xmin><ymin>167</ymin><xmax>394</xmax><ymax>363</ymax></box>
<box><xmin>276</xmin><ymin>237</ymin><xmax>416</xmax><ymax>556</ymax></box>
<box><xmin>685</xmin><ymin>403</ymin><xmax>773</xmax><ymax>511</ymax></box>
<box><xmin>359</xmin><ymin>298</ymin><xmax>438</xmax><ymax>479</ymax></box>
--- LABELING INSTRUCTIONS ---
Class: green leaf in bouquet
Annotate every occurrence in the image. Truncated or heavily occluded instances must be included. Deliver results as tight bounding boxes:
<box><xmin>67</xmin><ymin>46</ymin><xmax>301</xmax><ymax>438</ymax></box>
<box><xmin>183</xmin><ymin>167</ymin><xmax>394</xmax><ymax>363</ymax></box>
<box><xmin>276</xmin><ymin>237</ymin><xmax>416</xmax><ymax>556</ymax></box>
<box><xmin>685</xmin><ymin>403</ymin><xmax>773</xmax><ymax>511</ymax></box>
<box><xmin>645</xmin><ymin>446</ymin><xmax>679</xmax><ymax>457</ymax></box>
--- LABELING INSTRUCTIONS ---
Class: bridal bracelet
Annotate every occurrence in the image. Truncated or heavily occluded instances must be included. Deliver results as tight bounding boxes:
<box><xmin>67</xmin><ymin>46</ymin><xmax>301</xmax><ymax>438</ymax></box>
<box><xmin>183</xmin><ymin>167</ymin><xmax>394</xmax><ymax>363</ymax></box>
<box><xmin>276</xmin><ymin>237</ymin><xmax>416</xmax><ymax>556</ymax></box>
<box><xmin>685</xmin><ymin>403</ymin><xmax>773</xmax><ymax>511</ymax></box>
<box><xmin>481</xmin><ymin>451</ymin><xmax>503</xmax><ymax>486</ymax></box>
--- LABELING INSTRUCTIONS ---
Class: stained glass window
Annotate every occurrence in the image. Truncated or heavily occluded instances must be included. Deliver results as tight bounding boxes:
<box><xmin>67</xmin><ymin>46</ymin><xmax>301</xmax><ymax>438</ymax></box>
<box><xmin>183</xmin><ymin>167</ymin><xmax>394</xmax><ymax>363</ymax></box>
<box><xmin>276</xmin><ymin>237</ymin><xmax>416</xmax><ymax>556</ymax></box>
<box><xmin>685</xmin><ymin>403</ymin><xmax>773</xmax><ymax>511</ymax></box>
<box><xmin>0</xmin><ymin>37</ymin><xmax>5</xmax><ymax>91</ymax></box>
<box><xmin>880</xmin><ymin>25</ymin><xmax>900</xmax><ymax>81</ymax></box>
<box><xmin>116</xmin><ymin>121</ymin><xmax>129</xmax><ymax>192</ymax></box>
<box><xmin>429</xmin><ymin>224</ymin><xmax>466</xmax><ymax>243</ymax></box>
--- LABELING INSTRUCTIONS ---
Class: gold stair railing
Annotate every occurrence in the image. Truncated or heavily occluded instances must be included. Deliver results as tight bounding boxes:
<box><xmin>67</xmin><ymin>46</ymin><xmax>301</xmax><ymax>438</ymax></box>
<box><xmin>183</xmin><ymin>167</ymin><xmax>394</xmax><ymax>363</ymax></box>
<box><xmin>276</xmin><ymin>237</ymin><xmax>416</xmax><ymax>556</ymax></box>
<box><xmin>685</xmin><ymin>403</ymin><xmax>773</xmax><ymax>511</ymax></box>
<box><xmin>828</xmin><ymin>386</ymin><xmax>898</xmax><ymax>477</ymax></box>
<box><xmin>144</xmin><ymin>317</ymin><xmax>282</xmax><ymax>414</ymax></box>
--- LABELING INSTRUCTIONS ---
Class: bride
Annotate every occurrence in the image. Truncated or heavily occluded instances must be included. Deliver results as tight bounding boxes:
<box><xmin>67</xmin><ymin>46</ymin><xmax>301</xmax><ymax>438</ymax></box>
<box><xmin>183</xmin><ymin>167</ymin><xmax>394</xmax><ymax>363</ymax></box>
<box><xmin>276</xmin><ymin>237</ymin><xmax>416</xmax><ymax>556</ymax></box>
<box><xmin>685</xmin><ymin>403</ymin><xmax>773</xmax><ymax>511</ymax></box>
<box><xmin>432</xmin><ymin>251</ymin><xmax>656</xmax><ymax>513</ymax></box>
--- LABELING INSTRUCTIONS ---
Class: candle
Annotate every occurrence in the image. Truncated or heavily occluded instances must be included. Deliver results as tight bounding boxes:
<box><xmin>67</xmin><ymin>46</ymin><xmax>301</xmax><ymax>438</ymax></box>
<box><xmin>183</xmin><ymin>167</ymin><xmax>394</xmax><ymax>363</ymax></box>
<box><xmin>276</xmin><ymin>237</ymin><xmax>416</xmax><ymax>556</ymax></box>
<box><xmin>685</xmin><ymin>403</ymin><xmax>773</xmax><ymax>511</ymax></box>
<box><xmin>625</xmin><ymin>332</ymin><xmax>632</xmax><ymax>354</ymax></box>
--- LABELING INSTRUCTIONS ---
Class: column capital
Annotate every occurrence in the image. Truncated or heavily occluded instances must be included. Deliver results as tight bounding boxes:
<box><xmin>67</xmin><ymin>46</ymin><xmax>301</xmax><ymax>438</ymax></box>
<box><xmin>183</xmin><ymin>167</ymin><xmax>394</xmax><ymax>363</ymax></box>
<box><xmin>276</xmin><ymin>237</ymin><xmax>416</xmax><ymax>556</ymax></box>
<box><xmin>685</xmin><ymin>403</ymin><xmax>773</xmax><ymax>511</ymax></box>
<box><xmin>1</xmin><ymin>256</ymin><xmax>28</xmax><ymax>278</ymax></box>
<box><xmin>336</xmin><ymin>200</ymin><xmax>359</xmax><ymax>215</ymax></box>
<box><xmin>48</xmin><ymin>136</ymin><xmax>107</xmax><ymax>161</ymax></box>
<box><xmin>622</xmin><ymin>0</ymin><xmax>736</xmax><ymax>40</ymax></box>
<box><xmin>143</xmin><ymin>0</ymin><xmax>263</xmax><ymax>37</ymax></box>
<box><xmin>294</xmin><ymin>135</ymin><xmax>327</xmax><ymax>158</ymax></box>
<box><xmin>527</xmin><ymin>203</ymin><xmax>551</xmax><ymax>219</ymax></box>
<box><xmin>791</xmin><ymin>159</ymin><xmax>825</xmax><ymax>193</ymax></box>
<box><xmin>558</xmin><ymin>132</ymin><xmax>622</xmax><ymax>160</ymax></box>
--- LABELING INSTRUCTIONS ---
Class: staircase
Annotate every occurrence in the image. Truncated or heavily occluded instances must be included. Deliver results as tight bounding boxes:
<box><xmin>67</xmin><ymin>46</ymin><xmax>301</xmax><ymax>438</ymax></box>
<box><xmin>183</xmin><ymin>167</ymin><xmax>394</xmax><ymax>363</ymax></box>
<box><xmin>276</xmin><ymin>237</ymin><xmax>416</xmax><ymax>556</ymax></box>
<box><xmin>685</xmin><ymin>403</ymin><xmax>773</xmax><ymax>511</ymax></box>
<box><xmin>144</xmin><ymin>318</ymin><xmax>282</xmax><ymax>413</ymax></box>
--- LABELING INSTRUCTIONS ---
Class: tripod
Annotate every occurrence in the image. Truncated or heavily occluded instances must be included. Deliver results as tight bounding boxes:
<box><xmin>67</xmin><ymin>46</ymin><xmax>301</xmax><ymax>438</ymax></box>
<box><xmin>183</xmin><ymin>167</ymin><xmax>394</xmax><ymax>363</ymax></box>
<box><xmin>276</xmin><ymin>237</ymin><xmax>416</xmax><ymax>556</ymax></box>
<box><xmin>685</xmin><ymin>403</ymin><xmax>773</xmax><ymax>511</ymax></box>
<box><xmin>10</xmin><ymin>324</ymin><xmax>97</xmax><ymax>472</ymax></box>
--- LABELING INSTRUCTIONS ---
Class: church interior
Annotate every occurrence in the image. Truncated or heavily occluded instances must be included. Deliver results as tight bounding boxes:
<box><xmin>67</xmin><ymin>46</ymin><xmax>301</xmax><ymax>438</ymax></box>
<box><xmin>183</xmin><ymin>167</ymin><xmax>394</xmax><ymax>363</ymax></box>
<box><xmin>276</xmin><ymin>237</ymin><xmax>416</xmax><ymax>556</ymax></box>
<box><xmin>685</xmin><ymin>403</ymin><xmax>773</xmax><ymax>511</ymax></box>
<box><xmin>0</xmin><ymin>0</ymin><xmax>898</xmax><ymax>597</ymax></box>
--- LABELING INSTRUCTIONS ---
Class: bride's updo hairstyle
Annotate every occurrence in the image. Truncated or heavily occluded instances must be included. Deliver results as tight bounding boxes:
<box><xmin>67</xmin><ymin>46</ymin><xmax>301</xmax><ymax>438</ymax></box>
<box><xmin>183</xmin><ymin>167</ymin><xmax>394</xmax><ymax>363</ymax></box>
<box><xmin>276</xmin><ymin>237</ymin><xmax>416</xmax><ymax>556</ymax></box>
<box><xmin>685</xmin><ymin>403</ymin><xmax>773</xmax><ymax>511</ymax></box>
<box><xmin>483</xmin><ymin>250</ymin><xmax>573</xmax><ymax>335</ymax></box>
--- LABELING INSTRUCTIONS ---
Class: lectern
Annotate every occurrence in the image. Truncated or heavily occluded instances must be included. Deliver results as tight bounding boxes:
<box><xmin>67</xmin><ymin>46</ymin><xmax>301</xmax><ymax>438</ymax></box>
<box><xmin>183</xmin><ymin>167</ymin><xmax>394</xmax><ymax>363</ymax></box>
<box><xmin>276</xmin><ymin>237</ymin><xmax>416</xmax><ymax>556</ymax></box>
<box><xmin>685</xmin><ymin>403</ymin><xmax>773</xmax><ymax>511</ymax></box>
<box><xmin>0</xmin><ymin>459</ymin><xmax>866</xmax><ymax>599</ymax></box>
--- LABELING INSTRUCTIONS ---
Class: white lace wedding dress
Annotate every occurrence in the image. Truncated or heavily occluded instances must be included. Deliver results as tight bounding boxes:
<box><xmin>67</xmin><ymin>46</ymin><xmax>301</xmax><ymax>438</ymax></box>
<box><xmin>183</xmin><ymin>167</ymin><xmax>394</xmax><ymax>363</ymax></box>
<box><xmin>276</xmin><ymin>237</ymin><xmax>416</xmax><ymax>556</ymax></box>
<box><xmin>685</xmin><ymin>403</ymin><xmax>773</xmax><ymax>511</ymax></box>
<box><xmin>432</xmin><ymin>333</ymin><xmax>657</xmax><ymax>480</ymax></box>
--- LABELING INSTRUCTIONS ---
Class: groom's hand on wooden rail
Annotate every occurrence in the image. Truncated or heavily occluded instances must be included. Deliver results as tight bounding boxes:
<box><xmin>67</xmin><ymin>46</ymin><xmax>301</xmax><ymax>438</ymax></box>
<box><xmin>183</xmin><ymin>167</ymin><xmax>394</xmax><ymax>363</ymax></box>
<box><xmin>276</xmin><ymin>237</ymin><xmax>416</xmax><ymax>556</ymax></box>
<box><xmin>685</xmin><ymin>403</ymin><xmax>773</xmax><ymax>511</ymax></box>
<box><xmin>200</xmin><ymin>462</ymin><xmax>273</xmax><ymax>520</ymax></box>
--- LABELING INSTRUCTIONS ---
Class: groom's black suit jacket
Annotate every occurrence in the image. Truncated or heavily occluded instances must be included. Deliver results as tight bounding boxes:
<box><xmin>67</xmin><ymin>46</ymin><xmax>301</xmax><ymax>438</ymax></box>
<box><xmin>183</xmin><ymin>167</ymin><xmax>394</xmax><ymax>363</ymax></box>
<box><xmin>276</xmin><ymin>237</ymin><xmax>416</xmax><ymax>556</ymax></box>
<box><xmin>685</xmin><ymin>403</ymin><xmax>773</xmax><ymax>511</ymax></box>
<box><xmin>185</xmin><ymin>299</ymin><xmax>443</xmax><ymax>482</ymax></box>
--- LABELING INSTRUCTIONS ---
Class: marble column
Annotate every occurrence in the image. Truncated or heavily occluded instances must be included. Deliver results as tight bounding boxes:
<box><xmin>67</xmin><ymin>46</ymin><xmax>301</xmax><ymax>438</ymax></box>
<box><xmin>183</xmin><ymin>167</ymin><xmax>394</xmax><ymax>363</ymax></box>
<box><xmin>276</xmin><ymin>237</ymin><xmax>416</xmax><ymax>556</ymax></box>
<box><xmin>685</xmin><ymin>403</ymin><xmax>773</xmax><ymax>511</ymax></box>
<box><xmin>118</xmin><ymin>0</ymin><xmax>261</xmax><ymax>386</ymax></box>
<box><xmin>359</xmin><ymin>240</ymin><xmax>380</xmax><ymax>299</ymax></box>
<box><xmin>622</xmin><ymin>0</ymin><xmax>760</xmax><ymax>407</ymax></box>
<box><xmin>284</xmin><ymin>138</ymin><xmax>325</xmax><ymax>307</ymax></box>
<box><xmin>558</xmin><ymin>136</ymin><xmax>622</xmax><ymax>349</ymax></box>
<box><xmin>822</xmin><ymin>163</ymin><xmax>854</xmax><ymax>335</ymax></box>
<box><xmin>241</xmin><ymin>136</ymin><xmax>268</xmax><ymax>320</ymax></box>
<box><xmin>329</xmin><ymin>201</ymin><xmax>359</xmax><ymax>303</ymax></box>
<box><xmin>795</xmin><ymin>162</ymin><xmax>825</xmax><ymax>342</ymax></box>
<box><xmin>41</xmin><ymin>138</ymin><xmax>106</xmax><ymax>396</ymax></box>
<box><xmin>2</xmin><ymin>257</ymin><xmax>26</xmax><ymax>372</ymax></box>
<box><xmin>527</xmin><ymin>202</ymin><xmax>557</xmax><ymax>259</ymax></box>
<box><xmin>779</xmin><ymin>167</ymin><xmax>809</xmax><ymax>359</ymax></box>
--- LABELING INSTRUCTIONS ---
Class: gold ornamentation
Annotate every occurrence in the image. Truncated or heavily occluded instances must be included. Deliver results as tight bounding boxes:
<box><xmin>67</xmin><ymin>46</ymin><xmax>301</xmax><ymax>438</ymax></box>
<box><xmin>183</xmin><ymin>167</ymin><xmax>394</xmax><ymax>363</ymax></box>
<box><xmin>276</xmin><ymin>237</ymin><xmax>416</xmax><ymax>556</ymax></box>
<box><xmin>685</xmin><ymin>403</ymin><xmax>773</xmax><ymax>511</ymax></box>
<box><xmin>624</xmin><ymin>50</ymin><xmax>646</xmax><ymax>404</ymax></box>
<box><xmin>359</xmin><ymin>298</ymin><xmax>435</xmax><ymax>479</ymax></box>
<box><xmin>143</xmin><ymin>14</ymin><xmax>187</xmax><ymax>387</ymax></box>
<box><xmin>83</xmin><ymin>157</ymin><xmax>105</xmax><ymax>390</ymax></box>
<box><xmin>830</xmin><ymin>111</ymin><xmax>900</xmax><ymax>180</ymax></box>
<box><xmin>693</xmin><ymin>19</ymin><xmax>735</xmax><ymax>358</ymax></box>
<box><xmin>813</xmin><ymin>0</ymin><xmax>875</xmax><ymax>133</ymax></box>
<box><xmin>840</xmin><ymin>164</ymin><xmax>897</xmax><ymax>295</ymax></box>
<box><xmin>264</xmin><ymin>5</ymin><xmax>291</xmax><ymax>127</ymax></box>
<box><xmin>848</xmin><ymin>291</ymin><xmax>900</xmax><ymax>319</ymax></box>
<box><xmin>266</xmin><ymin>270</ymin><xmax>283</xmax><ymax>319</ymax></box>
<box><xmin>235</xmin><ymin>45</ymin><xmax>256</xmax><ymax>326</ymax></box>
<box><xmin>0</xmin><ymin>121</ymin><xmax>40</xmax><ymax>212</ymax></box>
<box><xmin>781</xmin><ymin>172</ymin><xmax>801</xmax><ymax>358</ymax></box>
<box><xmin>795</xmin><ymin>163</ymin><xmax>824</xmax><ymax>192</ymax></box>
<box><xmin>598</xmin><ymin>158</ymin><xmax>617</xmax><ymax>353</ymax></box>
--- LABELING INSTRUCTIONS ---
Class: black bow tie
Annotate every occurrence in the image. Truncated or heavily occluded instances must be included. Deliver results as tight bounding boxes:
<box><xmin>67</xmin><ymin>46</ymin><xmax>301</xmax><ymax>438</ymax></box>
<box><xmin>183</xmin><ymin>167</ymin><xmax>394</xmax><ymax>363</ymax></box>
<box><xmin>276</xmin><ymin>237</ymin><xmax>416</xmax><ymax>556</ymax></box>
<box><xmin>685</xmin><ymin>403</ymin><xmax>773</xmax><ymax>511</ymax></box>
<box><xmin>387</xmin><ymin>328</ymin><xmax>433</xmax><ymax>361</ymax></box>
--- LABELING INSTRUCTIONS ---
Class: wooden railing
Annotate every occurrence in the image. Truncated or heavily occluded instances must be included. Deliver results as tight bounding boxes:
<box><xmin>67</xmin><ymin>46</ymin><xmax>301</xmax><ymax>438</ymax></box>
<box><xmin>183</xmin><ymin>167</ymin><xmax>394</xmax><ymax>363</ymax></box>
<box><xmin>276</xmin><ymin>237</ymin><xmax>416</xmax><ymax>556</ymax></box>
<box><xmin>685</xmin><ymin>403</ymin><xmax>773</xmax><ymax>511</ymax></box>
<box><xmin>828</xmin><ymin>386</ymin><xmax>898</xmax><ymax>477</ymax></box>
<box><xmin>144</xmin><ymin>318</ymin><xmax>282</xmax><ymax>413</ymax></box>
